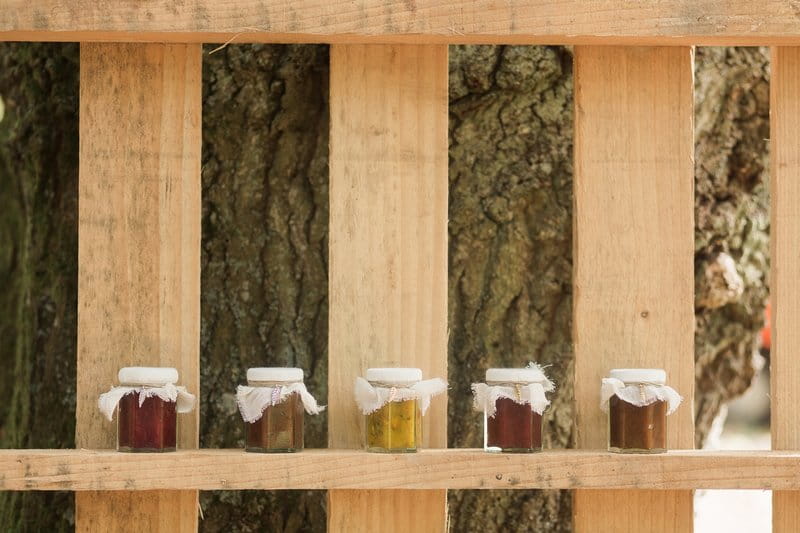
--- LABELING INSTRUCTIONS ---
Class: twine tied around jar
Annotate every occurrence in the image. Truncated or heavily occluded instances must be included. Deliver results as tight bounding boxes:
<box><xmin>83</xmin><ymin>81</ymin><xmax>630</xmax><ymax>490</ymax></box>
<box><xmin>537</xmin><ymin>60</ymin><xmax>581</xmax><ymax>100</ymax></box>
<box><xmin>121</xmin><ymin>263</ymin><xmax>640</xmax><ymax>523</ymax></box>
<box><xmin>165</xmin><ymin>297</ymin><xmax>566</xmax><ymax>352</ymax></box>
<box><xmin>472</xmin><ymin>362</ymin><xmax>554</xmax><ymax>418</ymax></box>
<box><xmin>354</xmin><ymin>377</ymin><xmax>448</xmax><ymax>415</ymax></box>
<box><xmin>236</xmin><ymin>382</ymin><xmax>324</xmax><ymax>423</ymax></box>
<box><xmin>514</xmin><ymin>383</ymin><xmax>523</xmax><ymax>402</ymax></box>
<box><xmin>600</xmin><ymin>378</ymin><xmax>682</xmax><ymax>414</ymax></box>
<box><xmin>472</xmin><ymin>381</ymin><xmax>553</xmax><ymax>418</ymax></box>
<box><xmin>98</xmin><ymin>383</ymin><xmax>196</xmax><ymax>422</ymax></box>
<box><xmin>271</xmin><ymin>385</ymin><xmax>282</xmax><ymax>406</ymax></box>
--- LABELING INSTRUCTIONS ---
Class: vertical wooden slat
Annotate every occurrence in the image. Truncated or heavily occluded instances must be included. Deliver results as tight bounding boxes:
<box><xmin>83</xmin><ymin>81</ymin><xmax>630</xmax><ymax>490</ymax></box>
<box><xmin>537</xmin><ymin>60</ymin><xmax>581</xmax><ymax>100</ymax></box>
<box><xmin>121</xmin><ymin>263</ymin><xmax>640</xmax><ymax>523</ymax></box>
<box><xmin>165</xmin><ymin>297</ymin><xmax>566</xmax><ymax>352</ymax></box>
<box><xmin>572</xmin><ymin>46</ymin><xmax>695</xmax><ymax>532</ymax></box>
<box><xmin>76</xmin><ymin>43</ymin><xmax>201</xmax><ymax>532</ymax></box>
<box><xmin>770</xmin><ymin>46</ymin><xmax>800</xmax><ymax>533</ymax></box>
<box><xmin>328</xmin><ymin>44</ymin><xmax>448</xmax><ymax>532</ymax></box>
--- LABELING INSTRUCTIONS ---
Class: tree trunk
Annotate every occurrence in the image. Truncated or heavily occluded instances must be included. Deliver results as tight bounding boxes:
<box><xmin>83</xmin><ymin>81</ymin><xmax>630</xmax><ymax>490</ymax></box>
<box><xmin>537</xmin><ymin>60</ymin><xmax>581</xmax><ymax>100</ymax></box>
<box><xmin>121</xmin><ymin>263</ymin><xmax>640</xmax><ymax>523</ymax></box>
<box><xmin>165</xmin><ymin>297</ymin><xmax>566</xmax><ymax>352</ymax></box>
<box><xmin>447</xmin><ymin>45</ymin><xmax>574</xmax><ymax>532</ymax></box>
<box><xmin>0</xmin><ymin>43</ymin><xmax>79</xmax><ymax>532</ymax></box>
<box><xmin>693</xmin><ymin>47</ymin><xmax>770</xmax><ymax>446</ymax></box>
<box><xmin>0</xmin><ymin>43</ymin><xmax>769</xmax><ymax>532</ymax></box>
<box><xmin>198</xmin><ymin>43</ymin><xmax>330</xmax><ymax>533</ymax></box>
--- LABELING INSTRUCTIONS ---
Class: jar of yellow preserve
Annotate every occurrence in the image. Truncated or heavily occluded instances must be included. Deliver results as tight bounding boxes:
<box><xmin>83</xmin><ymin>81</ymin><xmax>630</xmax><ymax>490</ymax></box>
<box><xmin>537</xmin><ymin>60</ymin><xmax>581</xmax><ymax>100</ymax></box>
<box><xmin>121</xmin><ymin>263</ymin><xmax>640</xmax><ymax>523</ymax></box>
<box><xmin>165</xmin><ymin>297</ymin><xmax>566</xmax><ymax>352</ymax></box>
<box><xmin>354</xmin><ymin>368</ymin><xmax>447</xmax><ymax>453</ymax></box>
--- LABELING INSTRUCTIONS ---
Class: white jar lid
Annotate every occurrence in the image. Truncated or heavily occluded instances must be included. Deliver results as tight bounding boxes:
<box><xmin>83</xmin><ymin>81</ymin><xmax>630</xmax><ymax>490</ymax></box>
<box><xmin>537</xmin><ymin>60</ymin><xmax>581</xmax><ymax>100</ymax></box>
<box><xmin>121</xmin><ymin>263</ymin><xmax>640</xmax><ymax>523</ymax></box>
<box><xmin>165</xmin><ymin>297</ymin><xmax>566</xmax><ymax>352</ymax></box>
<box><xmin>609</xmin><ymin>368</ymin><xmax>666</xmax><ymax>384</ymax></box>
<box><xmin>247</xmin><ymin>367</ymin><xmax>304</xmax><ymax>382</ymax></box>
<box><xmin>485</xmin><ymin>367</ymin><xmax>548</xmax><ymax>383</ymax></box>
<box><xmin>365</xmin><ymin>367</ymin><xmax>422</xmax><ymax>384</ymax></box>
<box><xmin>118</xmin><ymin>367</ymin><xmax>179</xmax><ymax>386</ymax></box>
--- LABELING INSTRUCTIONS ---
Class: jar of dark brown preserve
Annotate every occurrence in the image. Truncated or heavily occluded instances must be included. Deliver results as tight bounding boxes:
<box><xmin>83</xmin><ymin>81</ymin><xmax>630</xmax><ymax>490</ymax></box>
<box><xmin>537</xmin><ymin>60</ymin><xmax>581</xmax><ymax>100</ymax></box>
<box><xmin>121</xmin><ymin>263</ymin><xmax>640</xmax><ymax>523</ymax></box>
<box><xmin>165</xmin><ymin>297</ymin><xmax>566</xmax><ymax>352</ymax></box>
<box><xmin>605</xmin><ymin>369</ymin><xmax>677</xmax><ymax>454</ymax></box>
<box><xmin>243</xmin><ymin>368</ymin><xmax>306</xmax><ymax>453</ymax></box>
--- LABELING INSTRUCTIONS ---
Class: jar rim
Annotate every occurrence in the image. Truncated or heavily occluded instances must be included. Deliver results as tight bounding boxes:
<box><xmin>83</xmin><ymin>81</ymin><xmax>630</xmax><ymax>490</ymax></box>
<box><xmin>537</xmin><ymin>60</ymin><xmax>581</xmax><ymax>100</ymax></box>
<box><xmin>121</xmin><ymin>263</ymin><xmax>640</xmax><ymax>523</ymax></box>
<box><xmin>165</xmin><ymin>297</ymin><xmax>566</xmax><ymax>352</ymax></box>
<box><xmin>247</xmin><ymin>367</ymin><xmax>303</xmax><ymax>382</ymax></box>
<box><xmin>485</xmin><ymin>367</ymin><xmax>548</xmax><ymax>383</ymax></box>
<box><xmin>367</xmin><ymin>380</ymin><xmax>421</xmax><ymax>388</ymax></box>
<box><xmin>118</xmin><ymin>367</ymin><xmax>178</xmax><ymax>386</ymax></box>
<box><xmin>365</xmin><ymin>367</ymin><xmax>422</xmax><ymax>383</ymax></box>
<box><xmin>247</xmin><ymin>379</ymin><xmax>302</xmax><ymax>386</ymax></box>
<box><xmin>486</xmin><ymin>380</ymin><xmax>542</xmax><ymax>386</ymax></box>
<box><xmin>609</xmin><ymin>368</ymin><xmax>666</xmax><ymax>385</ymax></box>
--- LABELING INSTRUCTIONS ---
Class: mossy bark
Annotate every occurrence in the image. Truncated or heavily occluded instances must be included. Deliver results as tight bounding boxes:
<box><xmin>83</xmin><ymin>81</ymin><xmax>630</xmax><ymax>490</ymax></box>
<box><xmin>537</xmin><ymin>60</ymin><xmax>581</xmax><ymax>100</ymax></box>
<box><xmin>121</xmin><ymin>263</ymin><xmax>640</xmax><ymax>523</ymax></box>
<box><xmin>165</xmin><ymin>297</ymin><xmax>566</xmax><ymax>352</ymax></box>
<box><xmin>447</xmin><ymin>45</ymin><xmax>575</xmax><ymax>532</ymax></box>
<box><xmin>0</xmin><ymin>43</ymin><xmax>769</xmax><ymax>532</ymax></box>
<box><xmin>693</xmin><ymin>47</ymin><xmax>770</xmax><ymax>445</ymax></box>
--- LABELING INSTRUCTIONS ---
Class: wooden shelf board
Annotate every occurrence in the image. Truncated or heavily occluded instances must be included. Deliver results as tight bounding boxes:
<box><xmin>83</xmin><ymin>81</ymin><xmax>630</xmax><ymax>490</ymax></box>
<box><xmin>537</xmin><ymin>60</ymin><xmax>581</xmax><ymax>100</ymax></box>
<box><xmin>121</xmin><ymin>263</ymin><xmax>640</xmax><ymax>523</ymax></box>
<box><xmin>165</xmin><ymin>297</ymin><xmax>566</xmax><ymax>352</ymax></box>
<box><xmin>0</xmin><ymin>449</ymin><xmax>795</xmax><ymax>492</ymax></box>
<box><xmin>3</xmin><ymin>1</ymin><xmax>800</xmax><ymax>45</ymax></box>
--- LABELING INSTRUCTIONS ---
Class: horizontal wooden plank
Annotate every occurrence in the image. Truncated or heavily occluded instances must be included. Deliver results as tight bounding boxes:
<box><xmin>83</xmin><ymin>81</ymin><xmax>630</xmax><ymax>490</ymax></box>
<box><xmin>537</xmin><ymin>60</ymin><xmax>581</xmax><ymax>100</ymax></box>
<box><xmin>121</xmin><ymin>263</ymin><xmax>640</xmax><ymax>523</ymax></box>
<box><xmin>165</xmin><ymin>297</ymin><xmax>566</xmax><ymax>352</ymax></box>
<box><xmin>0</xmin><ymin>449</ymin><xmax>797</xmax><ymax>491</ymax></box>
<box><xmin>3</xmin><ymin>1</ymin><xmax>800</xmax><ymax>45</ymax></box>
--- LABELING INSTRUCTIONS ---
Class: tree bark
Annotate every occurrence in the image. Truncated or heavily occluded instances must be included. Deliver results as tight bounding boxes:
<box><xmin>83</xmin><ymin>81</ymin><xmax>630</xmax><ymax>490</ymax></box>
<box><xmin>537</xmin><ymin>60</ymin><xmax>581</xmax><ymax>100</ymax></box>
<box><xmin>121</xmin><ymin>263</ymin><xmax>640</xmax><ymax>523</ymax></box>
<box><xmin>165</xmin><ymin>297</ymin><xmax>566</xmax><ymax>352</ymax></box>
<box><xmin>693</xmin><ymin>47</ymin><xmax>770</xmax><ymax>446</ymax></box>
<box><xmin>0</xmin><ymin>43</ymin><xmax>79</xmax><ymax>532</ymax></box>
<box><xmin>447</xmin><ymin>45</ymin><xmax>574</xmax><ymax>533</ymax></box>
<box><xmin>198</xmin><ymin>43</ymin><xmax>329</xmax><ymax>533</ymax></box>
<box><xmin>0</xmin><ymin>43</ymin><xmax>770</xmax><ymax>532</ymax></box>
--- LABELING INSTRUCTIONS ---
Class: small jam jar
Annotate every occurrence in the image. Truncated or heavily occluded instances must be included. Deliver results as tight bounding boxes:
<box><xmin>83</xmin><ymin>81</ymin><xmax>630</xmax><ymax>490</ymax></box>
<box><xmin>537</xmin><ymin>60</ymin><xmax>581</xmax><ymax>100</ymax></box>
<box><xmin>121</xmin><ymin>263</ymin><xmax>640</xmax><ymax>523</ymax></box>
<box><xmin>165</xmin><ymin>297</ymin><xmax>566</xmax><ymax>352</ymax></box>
<box><xmin>483</xmin><ymin>368</ymin><xmax>550</xmax><ymax>453</ymax></box>
<box><xmin>606</xmin><ymin>368</ymin><xmax>672</xmax><ymax>454</ymax></box>
<box><xmin>117</xmin><ymin>367</ymin><xmax>182</xmax><ymax>452</ymax></box>
<box><xmin>365</xmin><ymin>368</ymin><xmax>423</xmax><ymax>453</ymax></box>
<box><xmin>244</xmin><ymin>368</ymin><xmax>305</xmax><ymax>453</ymax></box>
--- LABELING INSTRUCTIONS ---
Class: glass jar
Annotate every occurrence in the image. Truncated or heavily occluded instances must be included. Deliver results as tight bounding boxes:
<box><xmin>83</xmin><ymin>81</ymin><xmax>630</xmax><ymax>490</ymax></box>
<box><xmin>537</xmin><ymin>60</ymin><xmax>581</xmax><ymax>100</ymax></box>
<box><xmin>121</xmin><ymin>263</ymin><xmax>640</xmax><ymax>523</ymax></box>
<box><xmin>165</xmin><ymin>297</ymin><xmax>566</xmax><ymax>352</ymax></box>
<box><xmin>117</xmin><ymin>367</ymin><xmax>181</xmax><ymax>452</ymax></box>
<box><xmin>606</xmin><ymin>368</ymin><xmax>669</xmax><ymax>454</ymax></box>
<box><xmin>482</xmin><ymin>368</ymin><xmax>550</xmax><ymax>453</ymax></box>
<box><xmin>365</xmin><ymin>368</ymin><xmax>423</xmax><ymax>453</ymax></box>
<box><xmin>244</xmin><ymin>368</ymin><xmax>305</xmax><ymax>453</ymax></box>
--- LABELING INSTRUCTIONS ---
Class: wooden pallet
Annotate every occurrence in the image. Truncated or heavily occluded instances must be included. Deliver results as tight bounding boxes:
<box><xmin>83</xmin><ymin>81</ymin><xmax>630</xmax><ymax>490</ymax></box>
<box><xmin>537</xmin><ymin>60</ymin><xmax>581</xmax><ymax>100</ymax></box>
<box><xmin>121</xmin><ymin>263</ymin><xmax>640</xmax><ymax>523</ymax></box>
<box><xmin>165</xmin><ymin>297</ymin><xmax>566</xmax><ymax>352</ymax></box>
<box><xmin>1</xmin><ymin>3</ymin><xmax>797</xmax><ymax>532</ymax></box>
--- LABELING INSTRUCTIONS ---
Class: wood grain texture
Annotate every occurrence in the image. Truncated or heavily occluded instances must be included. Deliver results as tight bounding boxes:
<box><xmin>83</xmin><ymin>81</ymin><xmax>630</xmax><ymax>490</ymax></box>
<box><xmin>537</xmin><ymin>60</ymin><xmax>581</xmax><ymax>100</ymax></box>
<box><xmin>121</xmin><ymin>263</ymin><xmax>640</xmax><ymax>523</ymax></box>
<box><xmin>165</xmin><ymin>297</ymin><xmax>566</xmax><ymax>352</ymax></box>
<box><xmin>329</xmin><ymin>490</ymin><xmax>447</xmax><ymax>533</ymax></box>
<box><xmin>770</xmin><ymin>46</ymin><xmax>800</xmax><ymax>533</ymax></box>
<box><xmin>77</xmin><ymin>43</ymin><xmax>201</xmax><ymax>532</ymax></box>
<box><xmin>573</xmin><ymin>490</ymin><xmax>692</xmax><ymax>532</ymax></box>
<box><xmin>4</xmin><ymin>1</ymin><xmax>800</xmax><ymax>45</ymax></box>
<box><xmin>328</xmin><ymin>44</ymin><xmax>448</xmax><ymax>533</ymax></box>
<box><xmin>2</xmin><ymin>449</ymin><xmax>799</xmax><ymax>491</ymax></box>
<box><xmin>572</xmin><ymin>46</ymin><xmax>695</xmax><ymax>533</ymax></box>
<box><xmin>76</xmin><ymin>491</ymin><xmax>198</xmax><ymax>533</ymax></box>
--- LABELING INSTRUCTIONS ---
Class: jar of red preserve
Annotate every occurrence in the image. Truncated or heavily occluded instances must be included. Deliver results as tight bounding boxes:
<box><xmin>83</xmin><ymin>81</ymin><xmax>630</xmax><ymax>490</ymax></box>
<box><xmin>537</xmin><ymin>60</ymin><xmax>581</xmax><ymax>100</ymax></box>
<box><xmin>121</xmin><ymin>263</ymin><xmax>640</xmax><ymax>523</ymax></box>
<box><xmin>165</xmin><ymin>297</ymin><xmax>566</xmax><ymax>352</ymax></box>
<box><xmin>98</xmin><ymin>367</ymin><xmax>196</xmax><ymax>452</ymax></box>
<box><xmin>236</xmin><ymin>367</ymin><xmax>324</xmax><ymax>453</ymax></box>
<box><xmin>472</xmin><ymin>364</ymin><xmax>554</xmax><ymax>453</ymax></box>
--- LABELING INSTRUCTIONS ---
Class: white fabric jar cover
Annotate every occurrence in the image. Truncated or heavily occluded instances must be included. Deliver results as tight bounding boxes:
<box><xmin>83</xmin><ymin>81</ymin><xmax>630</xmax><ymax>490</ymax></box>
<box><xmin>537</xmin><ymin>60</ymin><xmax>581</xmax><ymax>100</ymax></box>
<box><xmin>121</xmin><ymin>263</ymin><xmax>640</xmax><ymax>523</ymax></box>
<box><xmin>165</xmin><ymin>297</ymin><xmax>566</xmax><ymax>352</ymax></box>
<box><xmin>98</xmin><ymin>367</ymin><xmax>196</xmax><ymax>422</ymax></box>
<box><xmin>471</xmin><ymin>363</ymin><xmax>555</xmax><ymax>417</ymax></box>
<box><xmin>600</xmin><ymin>368</ymin><xmax>682</xmax><ymax>415</ymax></box>
<box><xmin>236</xmin><ymin>367</ymin><xmax>324</xmax><ymax>423</ymax></box>
<box><xmin>354</xmin><ymin>367</ymin><xmax>447</xmax><ymax>415</ymax></box>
